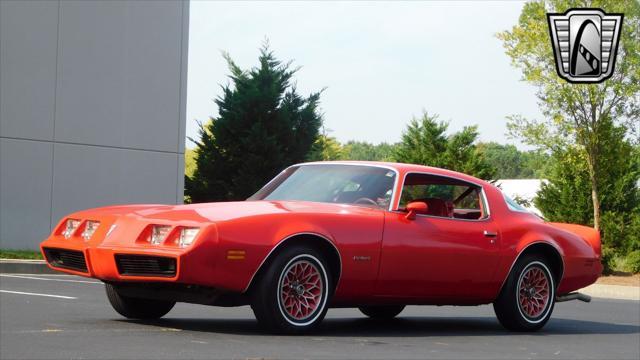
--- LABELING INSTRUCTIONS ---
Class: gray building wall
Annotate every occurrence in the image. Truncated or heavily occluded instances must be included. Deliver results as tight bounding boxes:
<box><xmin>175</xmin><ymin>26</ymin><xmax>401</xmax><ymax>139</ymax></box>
<box><xmin>0</xmin><ymin>0</ymin><xmax>189</xmax><ymax>249</ymax></box>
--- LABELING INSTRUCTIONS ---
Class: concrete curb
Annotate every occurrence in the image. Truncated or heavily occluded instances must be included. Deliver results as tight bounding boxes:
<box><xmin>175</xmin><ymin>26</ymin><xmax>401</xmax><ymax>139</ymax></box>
<box><xmin>0</xmin><ymin>259</ymin><xmax>56</xmax><ymax>274</ymax></box>
<box><xmin>581</xmin><ymin>283</ymin><xmax>640</xmax><ymax>301</ymax></box>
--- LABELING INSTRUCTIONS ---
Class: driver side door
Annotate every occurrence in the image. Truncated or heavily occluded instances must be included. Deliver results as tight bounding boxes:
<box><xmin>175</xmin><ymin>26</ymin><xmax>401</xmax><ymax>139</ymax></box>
<box><xmin>376</xmin><ymin>173</ymin><xmax>501</xmax><ymax>301</ymax></box>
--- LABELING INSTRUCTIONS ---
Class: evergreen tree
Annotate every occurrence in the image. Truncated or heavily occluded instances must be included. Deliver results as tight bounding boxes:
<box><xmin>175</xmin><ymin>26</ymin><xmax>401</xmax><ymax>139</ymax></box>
<box><xmin>535</xmin><ymin>146</ymin><xmax>594</xmax><ymax>225</ymax></box>
<box><xmin>186</xmin><ymin>45</ymin><xmax>322</xmax><ymax>202</ymax></box>
<box><xmin>393</xmin><ymin>112</ymin><xmax>496</xmax><ymax>180</ymax></box>
<box><xmin>536</xmin><ymin>123</ymin><xmax>639</xmax><ymax>225</ymax></box>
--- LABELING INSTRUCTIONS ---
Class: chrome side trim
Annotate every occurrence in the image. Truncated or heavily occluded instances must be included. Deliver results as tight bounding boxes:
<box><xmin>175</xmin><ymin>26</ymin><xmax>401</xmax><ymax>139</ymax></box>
<box><xmin>242</xmin><ymin>231</ymin><xmax>342</xmax><ymax>293</ymax></box>
<box><xmin>480</xmin><ymin>187</ymin><xmax>491</xmax><ymax>218</ymax></box>
<box><xmin>496</xmin><ymin>241</ymin><xmax>566</xmax><ymax>297</ymax></box>
<box><xmin>393</xmin><ymin>171</ymin><xmax>492</xmax><ymax>222</ymax></box>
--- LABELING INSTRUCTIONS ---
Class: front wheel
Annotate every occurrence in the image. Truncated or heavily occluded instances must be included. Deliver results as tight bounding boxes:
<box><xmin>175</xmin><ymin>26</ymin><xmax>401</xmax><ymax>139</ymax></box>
<box><xmin>250</xmin><ymin>246</ymin><xmax>332</xmax><ymax>334</ymax></box>
<box><xmin>105</xmin><ymin>284</ymin><xmax>175</xmax><ymax>319</ymax></box>
<box><xmin>493</xmin><ymin>255</ymin><xmax>556</xmax><ymax>332</ymax></box>
<box><xmin>359</xmin><ymin>305</ymin><xmax>405</xmax><ymax>319</ymax></box>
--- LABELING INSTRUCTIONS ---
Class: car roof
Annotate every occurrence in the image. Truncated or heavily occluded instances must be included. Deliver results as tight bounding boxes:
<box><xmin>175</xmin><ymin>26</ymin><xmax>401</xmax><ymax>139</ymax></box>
<box><xmin>295</xmin><ymin>160</ymin><xmax>494</xmax><ymax>188</ymax></box>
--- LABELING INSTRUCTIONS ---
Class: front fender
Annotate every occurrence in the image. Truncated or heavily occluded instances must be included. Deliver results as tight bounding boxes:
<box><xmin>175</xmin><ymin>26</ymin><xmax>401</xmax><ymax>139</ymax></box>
<box><xmin>210</xmin><ymin>207</ymin><xmax>384</xmax><ymax>295</ymax></box>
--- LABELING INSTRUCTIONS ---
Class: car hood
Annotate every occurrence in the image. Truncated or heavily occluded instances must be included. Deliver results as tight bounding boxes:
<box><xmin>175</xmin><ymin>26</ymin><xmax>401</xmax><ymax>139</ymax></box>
<box><xmin>71</xmin><ymin>200</ymin><xmax>381</xmax><ymax>224</ymax></box>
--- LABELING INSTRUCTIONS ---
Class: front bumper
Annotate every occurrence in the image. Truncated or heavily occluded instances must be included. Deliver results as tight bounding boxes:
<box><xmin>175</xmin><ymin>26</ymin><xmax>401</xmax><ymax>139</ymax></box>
<box><xmin>42</xmin><ymin>240</ymin><xmax>185</xmax><ymax>282</ymax></box>
<box><xmin>40</xmin><ymin>222</ymin><xmax>221</xmax><ymax>288</ymax></box>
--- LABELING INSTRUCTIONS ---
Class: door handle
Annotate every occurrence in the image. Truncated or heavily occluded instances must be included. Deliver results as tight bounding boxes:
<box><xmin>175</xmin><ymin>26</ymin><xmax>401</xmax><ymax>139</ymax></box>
<box><xmin>483</xmin><ymin>230</ymin><xmax>497</xmax><ymax>237</ymax></box>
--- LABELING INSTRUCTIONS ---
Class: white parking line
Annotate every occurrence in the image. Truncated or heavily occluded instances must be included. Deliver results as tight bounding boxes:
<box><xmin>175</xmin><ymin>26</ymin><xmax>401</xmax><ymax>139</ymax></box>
<box><xmin>2</xmin><ymin>273</ymin><xmax>78</xmax><ymax>277</ymax></box>
<box><xmin>0</xmin><ymin>290</ymin><xmax>77</xmax><ymax>299</ymax></box>
<box><xmin>0</xmin><ymin>274</ymin><xmax>100</xmax><ymax>284</ymax></box>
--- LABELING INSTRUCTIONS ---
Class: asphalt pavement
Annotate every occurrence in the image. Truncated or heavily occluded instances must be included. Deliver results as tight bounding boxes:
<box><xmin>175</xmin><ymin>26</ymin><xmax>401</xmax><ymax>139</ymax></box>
<box><xmin>1</xmin><ymin>273</ymin><xmax>639</xmax><ymax>360</ymax></box>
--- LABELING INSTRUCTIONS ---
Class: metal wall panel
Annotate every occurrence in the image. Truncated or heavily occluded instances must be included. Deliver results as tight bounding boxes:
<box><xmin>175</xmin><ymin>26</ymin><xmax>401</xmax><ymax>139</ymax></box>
<box><xmin>54</xmin><ymin>1</ymin><xmax>183</xmax><ymax>153</ymax></box>
<box><xmin>0</xmin><ymin>139</ymin><xmax>54</xmax><ymax>249</ymax></box>
<box><xmin>50</xmin><ymin>143</ymin><xmax>179</xmax><ymax>223</ymax></box>
<box><xmin>0</xmin><ymin>0</ymin><xmax>188</xmax><ymax>249</ymax></box>
<box><xmin>0</xmin><ymin>0</ymin><xmax>59</xmax><ymax>141</ymax></box>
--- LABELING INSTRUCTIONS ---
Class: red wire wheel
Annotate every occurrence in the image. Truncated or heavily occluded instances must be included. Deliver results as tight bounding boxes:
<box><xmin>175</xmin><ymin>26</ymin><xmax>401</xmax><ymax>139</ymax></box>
<box><xmin>517</xmin><ymin>265</ymin><xmax>551</xmax><ymax>319</ymax></box>
<box><xmin>278</xmin><ymin>258</ymin><xmax>324</xmax><ymax>322</ymax></box>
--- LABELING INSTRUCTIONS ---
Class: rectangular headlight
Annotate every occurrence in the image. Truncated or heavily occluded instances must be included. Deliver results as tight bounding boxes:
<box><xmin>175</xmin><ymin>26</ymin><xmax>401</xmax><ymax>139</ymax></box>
<box><xmin>149</xmin><ymin>225</ymin><xmax>171</xmax><ymax>245</ymax></box>
<box><xmin>81</xmin><ymin>220</ymin><xmax>100</xmax><ymax>241</ymax></box>
<box><xmin>62</xmin><ymin>219</ymin><xmax>81</xmax><ymax>239</ymax></box>
<box><xmin>178</xmin><ymin>227</ymin><xmax>199</xmax><ymax>248</ymax></box>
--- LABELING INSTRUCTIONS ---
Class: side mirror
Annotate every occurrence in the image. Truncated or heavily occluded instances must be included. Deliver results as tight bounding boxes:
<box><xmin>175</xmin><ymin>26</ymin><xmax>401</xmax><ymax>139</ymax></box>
<box><xmin>406</xmin><ymin>201</ymin><xmax>428</xmax><ymax>220</ymax></box>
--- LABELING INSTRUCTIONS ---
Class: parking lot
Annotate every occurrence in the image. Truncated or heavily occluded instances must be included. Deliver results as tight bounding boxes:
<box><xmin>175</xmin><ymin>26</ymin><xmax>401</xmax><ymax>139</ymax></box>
<box><xmin>1</xmin><ymin>273</ymin><xmax>639</xmax><ymax>360</ymax></box>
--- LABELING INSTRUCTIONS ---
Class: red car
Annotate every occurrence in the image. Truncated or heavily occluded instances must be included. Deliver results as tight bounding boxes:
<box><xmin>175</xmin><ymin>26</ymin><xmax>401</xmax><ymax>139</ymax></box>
<box><xmin>40</xmin><ymin>161</ymin><xmax>601</xmax><ymax>333</ymax></box>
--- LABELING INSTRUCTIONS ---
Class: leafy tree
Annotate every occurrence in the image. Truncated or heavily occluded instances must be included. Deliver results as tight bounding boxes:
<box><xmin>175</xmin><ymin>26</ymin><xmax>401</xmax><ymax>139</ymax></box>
<box><xmin>476</xmin><ymin>142</ymin><xmax>523</xmax><ymax>179</ymax></box>
<box><xmin>184</xmin><ymin>148</ymin><xmax>196</xmax><ymax>178</ymax></box>
<box><xmin>498</xmin><ymin>0</ymin><xmax>640</xmax><ymax>230</ymax></box>
<box><xmin>393</xmin><ymin>112</ymin><xmax>496</xmax><ymax>179</ymax></box>
<box><xmin>341</xmin><ymin>141</ymin><xmax>397</xmax><ymax>161</ymax></box>
<box><xmin>307</xmin><ymin>133</ymin><xmax>343</xmax><ymax>161</ymax></box>
<box><xmin>535</xmin><ymin>124</ymin><xmax>640</xmax><ymax>272</ymax></box>
<box><xmin>186</xmin><ymin>45</ymin><xmax>322</xmax><ymax>202</ymax></box>
<box><xmin>477</xmin><ymin>142</ymin><xmax>550</xmax><ymax>178</ymax></box>
<box><xmin>521</xmin><ymin>150</ymin><xmax>551</xmax><ymax>178</ymax></box>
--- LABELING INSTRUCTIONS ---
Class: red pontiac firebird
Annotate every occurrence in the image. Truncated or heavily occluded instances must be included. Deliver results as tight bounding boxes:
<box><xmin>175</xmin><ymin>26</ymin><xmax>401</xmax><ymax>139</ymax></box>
<box><xmin>40</xmin><ymin>161</ymin><xmax>601</xmax><ymax>333</ymax></box>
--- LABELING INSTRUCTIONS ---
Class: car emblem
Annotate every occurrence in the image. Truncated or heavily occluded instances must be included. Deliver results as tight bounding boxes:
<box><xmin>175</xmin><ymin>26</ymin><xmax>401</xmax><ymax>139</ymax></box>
<box><xmin>352</xmin><ymin>255</ymin><xmax>371</xmax><ymax>261</ymax></box>
<box><xmin>547</xmin><ymin>8</ymin><xmax>623</xmax><ymax>83</ymax></box>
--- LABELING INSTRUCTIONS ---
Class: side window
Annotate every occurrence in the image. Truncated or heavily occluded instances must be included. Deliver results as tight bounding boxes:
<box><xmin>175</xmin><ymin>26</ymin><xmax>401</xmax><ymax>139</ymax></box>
<box><xmin>399</xmin><ymin>173</ymin><xmax>487</xmax><ymax>220</ymax></box>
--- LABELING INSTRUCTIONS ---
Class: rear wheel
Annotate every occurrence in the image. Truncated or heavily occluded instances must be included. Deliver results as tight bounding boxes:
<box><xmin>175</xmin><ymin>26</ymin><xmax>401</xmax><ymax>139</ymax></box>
<box><xmin>105</xmin><ymin>283</ymin><xmax>175</xmax><ymax>319</ymax></box>
<box><xmin>359</xmin><ymin>305</ymin><xmax>405</xmax><ymax>319</ymax></box>
<box><xmin>493</xmin><ymin>255</ymin><xmax>555</xmax><ymax>331</ymax></box>
<box><xmin>250</xmin><ymin>245</ymin><xmax>332</xmax><ymax>334</ymax></box>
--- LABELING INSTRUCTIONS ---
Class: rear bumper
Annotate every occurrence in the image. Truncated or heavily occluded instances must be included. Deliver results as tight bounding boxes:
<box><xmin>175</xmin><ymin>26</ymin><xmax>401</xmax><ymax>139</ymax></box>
<box><xmin>557</xmin><ymin>257</ymin><xmax>603</xmax><ymax>294</ymax></box>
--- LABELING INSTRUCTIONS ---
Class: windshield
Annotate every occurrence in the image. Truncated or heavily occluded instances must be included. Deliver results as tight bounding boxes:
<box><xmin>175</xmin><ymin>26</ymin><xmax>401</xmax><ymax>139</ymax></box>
<box><xmin>249</xmin><ymin>164</ymin><xmax>397</xmax><ymax>209</ymax></box>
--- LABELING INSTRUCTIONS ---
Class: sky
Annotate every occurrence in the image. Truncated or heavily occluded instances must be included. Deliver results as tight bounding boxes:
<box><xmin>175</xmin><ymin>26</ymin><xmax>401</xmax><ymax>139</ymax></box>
<box><xmin>186</xmin><ymin>0</ymin><xmax>544</xmax><ymax>149</ymax></box>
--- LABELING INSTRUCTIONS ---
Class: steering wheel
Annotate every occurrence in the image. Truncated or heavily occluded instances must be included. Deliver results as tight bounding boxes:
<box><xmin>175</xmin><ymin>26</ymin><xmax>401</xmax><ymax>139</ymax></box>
<box><xmin>354</xmin><ymin>197</ymin><xmax>378</xmax><ymax>206</ymax></box>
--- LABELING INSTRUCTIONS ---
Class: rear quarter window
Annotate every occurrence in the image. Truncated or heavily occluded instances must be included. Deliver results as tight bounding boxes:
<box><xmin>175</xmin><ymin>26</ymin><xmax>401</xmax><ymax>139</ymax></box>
<box><xmin>503</xmin><ymin>193</ymin><xmax>529</xmax><ymax>212</ymax></box>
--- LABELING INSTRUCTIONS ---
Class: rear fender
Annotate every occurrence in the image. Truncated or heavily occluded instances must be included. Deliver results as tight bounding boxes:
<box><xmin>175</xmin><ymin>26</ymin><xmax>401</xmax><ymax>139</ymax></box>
<box><xmin>516</xmin><ymin>232</ymin><xmax>564</xmax><ymax>257</ymax></box>
<box><xmin>496</xmin><ymin>234</ymin><xmax>565</xmax><ymax>297</ymax></box>
<box><xmin>549</xmin><ymin>222</ymin><xmax>601</xmax><ymax>257</ymax></box>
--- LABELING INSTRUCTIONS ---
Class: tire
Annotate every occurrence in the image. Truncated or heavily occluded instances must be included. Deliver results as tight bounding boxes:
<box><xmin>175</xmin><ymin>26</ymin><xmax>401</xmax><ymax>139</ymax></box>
<box><xmin>250</xmin><ymin>245</ymin><xmax>332</xmax><ymax>334</ymax></box>
<box><xmin>359</xmin><ymin>305</ymin><xmax>405</xmax><ymax>319</ymax></box>
<box><xmin>105</xmin><ymin>283</ymin><xmax>175</xmax><ymax>319</ymax></box>
<box><xmin>493</xmin><ymin>255</ymin><xmax>556</xmax><ymax>332</ymax></box>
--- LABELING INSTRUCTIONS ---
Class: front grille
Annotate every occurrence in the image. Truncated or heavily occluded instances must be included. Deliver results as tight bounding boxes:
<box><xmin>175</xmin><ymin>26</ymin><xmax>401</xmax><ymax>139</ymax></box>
<box><xmin>115</xmin><ymin>255</ymin><xmax>176</xmax><ymax>277</ymax></box>
<box><xmin>43</xmin><ymin>248</ymin><xmax>88</xmax><ymax>272</ymax></box>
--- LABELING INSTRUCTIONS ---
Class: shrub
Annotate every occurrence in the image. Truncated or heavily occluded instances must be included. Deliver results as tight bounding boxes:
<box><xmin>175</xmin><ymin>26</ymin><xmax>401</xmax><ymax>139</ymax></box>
<box><xmin>601</xmin><ymin>246</ymin><xmax>617</xmax><ymax>275</ymax></box>
<box><xmin>625</xmin><ymin>250</ymin><xmax>640</xmax><ymax>274</ymax></box>
<box><xmin>601</xmin><ymin>212</ymin><xmax>626</xmax><ymax>252</ymax></box>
